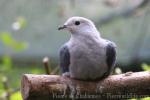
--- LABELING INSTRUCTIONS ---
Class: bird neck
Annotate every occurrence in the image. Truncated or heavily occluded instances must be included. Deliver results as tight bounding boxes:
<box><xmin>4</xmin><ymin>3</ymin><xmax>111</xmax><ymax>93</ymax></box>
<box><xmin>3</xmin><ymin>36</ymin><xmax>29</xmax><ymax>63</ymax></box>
<box><xmin>70</xmin><ymin>30</ymin><xmax>101</xmax><ymax>43</ymax></box>
<box><xmin>71</xmin><ymin>27</ymin><xmax>101</xmax><ymax>38</ymax></box>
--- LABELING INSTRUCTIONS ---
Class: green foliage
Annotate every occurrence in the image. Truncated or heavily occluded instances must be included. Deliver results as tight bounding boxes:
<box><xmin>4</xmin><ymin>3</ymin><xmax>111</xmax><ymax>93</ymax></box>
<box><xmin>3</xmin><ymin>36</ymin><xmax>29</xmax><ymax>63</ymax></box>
<box><xmin>130</xmin><ymin>97</ymin><xmax>150</xmax><ymax>100</ymax></box>
<box><xmin>31</xmin><ymin>68</ymin><xmax>43</xmax><ymax>74</ymax></box>
<box><xmin>0</xmin><ymin>55</ymin><xmax>12</xmax><ymax>71</ymax></box>
<box><xmin>143</xmin><ymin>97</ymin><xmax>150</xmax><ymax>100</ymax></box>
<box><xmin>16</xmin><ymin>17</ymin><xmax>27</xmax><ymax>29</ymax></box>
<box><xmin>0</xmin><ymin>32</ymin><xmax>28</xmax><ymax>52</ymax></box>
<box><xmin>0</xmin><ymin>66</ymin><xmax>44</xmax><ymax>100</ymax></box>
<box><xmin>0</xmin><ymin>81</ymin><xmax>4</xmax><ymax>97</ymax></box>
<box><xmin>0</xmin><ymin>16</ymin><xmax>28</xmax><ymax>100</ymax></box>
<box><xmin>141</xmin><ymin>63</ymin><xmax>150</xmax><ymax>71</ymax></box>
<box><xmin>10</xmin><ymin>92</ymin><xmax>22</xmax><ymax>100</ymax></box>
<box><xmin>0</xmin><ymin>32</ymin><xmax>13</xmax><ymax>46</ymax></box>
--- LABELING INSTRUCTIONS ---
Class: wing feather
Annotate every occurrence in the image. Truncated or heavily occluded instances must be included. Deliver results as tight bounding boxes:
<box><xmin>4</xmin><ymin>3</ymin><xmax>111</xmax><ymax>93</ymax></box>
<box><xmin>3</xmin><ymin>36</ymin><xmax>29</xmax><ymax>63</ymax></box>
<box><xmin>59</xmin><ymin>45</ymin><xmax>70</xmax><ymax>73</ymax></box>
<box><xmin>106</xmin><ymin>42</ymin><xmax>116</xmax><ymax>68</ymax></box>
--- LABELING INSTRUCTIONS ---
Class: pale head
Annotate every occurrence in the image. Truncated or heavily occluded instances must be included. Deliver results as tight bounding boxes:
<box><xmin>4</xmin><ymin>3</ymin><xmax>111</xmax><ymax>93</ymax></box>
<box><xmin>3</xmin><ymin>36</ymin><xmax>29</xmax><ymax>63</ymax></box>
<box><xmin>58</xmin><ymin>16</ymin><xmax>99</xmax><ymax>36</ymax></box>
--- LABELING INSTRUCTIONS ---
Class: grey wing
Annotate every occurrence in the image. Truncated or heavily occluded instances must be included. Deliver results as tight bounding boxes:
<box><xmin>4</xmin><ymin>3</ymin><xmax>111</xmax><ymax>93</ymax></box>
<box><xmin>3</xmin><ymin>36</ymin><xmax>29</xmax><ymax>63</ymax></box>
<box><xmin>101</xmin><ymin>41</ymin><xmax>116</xmax><ymax>78</ymax></box>
<box><xmin>59</xmin><ymin>45</ymin><xmax>70</xmax><ymax>73</ymax></box>
<box><xmin>106</xmin><ymin>42</ymin><xmax>116</xmax><ymax>69</ymax></box>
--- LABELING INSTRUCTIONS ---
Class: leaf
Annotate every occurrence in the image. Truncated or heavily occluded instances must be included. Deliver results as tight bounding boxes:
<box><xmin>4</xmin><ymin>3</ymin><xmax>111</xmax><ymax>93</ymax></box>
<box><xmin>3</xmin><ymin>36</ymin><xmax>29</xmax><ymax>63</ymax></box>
<box><xmin>10</xmin><ymin>92</ymin><xmax>22</xmax><ymax>100</ymax></box>
<box><xmin>13</xmin><ymin>41</ymin><xmax>28</xmax><ymax>52</ymax></box>
<box><xmin>31</xmin><ymin>69</ymin><xmax>42</xmax><ymax>74</ymax></box>
<box><xmin>0</xmin><ymin>32</ymin><xmax>14</xmax><ymax>46</ymax></box>
<box><xmin>141</xmin><ymin>63</ymin><xmax>150</xmax><ymax>71</ymax></box>
<box><xmin>2</xmin><ymin>55</ymin><xmax>12</xmax><ymax>70</ymax></box>
<box><xmin>0</xmin><ymin>83</ymin><xmax>4</xmax><ymax>96</ymax></box>
<box><xmin>0</xmin><ymin>32</ymin><xmax>28</xmax><ymax>52</ymax></box>
<box><xmin>18</xmin><ymin>17</ymin><xmax>27</xmax><ymax>29</ymax></box>
<box><xmin>142</xmin><ymin>97</ymin><xmax>150</xmax><ymax>100</ymax></box>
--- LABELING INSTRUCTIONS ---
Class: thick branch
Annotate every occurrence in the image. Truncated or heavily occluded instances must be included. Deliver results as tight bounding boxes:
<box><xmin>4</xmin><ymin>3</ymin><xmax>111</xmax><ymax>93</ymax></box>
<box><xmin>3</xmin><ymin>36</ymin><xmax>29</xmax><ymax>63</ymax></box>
<box><xmin>21</xmin><ymin>71</ymin><xmax>150</xmax><ymax>100</ymax></box>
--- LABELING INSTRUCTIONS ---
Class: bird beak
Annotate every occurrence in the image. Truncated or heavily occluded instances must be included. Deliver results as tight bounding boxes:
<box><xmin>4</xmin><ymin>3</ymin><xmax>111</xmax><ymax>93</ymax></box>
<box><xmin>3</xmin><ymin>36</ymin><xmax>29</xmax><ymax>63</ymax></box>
<box><xmin>58</xmin><ymin>25</ymin><xmax>67</xmax><ymax>30</ymax></box>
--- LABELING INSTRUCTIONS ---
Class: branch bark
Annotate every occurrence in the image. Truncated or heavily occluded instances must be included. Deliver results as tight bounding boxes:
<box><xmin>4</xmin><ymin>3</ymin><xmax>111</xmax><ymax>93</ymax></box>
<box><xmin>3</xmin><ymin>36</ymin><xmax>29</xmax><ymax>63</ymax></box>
<box><xmin>21</xmin><ymin>71</ymin><xmax>150</xmax><ymax>100</ymax></box>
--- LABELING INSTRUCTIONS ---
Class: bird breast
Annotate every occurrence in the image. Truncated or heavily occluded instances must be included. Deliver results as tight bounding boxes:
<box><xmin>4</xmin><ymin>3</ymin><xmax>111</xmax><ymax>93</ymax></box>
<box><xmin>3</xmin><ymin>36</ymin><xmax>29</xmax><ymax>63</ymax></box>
<box><xmin>68</xmin><ymin>37</ymin><xmax>108</xmax><ymax>80</ymax></box>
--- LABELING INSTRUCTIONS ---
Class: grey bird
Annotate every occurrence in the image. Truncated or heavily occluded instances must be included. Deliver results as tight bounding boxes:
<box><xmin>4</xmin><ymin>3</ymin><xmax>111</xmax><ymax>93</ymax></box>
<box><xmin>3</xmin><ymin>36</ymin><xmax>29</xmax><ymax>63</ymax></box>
<box><xmin>58</xmin><ymin>16</ymin><xmax>116</xmax><ymax>80</ymax></box>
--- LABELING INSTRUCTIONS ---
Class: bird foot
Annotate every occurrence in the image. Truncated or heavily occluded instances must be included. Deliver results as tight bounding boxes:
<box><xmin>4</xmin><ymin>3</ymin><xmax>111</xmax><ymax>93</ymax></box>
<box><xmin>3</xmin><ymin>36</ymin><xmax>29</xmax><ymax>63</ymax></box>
<box><xmin>68</xmin><ymin>83</ymin><xmax>81</xmax><ymax>100</ymax></box>
<box><xmin>69</xmin><ymin>84</ymin><xmax>77</xmax><ymax>100</ymax></box>
<box><xmin>63</xmin><ymin>79</ymin><xmax>81</xmax><ymax>100</ymax></box>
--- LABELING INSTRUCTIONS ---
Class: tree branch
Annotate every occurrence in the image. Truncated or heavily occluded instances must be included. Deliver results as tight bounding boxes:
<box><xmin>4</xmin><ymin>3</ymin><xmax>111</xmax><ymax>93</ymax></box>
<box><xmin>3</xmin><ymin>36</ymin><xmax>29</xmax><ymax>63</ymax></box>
<box><xmin>21</xmin><ymin>71</ymin><xmax>150</xmax><ymax>100</ymax></box>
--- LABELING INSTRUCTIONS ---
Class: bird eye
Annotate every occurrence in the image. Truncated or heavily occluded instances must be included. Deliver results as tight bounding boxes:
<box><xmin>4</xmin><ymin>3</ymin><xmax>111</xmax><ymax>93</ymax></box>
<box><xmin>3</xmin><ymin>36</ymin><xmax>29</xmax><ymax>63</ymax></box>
<box><xmin>75</xmin><ymin>21</ymin><xmax>80</xmax><ymax>26</ymax></box>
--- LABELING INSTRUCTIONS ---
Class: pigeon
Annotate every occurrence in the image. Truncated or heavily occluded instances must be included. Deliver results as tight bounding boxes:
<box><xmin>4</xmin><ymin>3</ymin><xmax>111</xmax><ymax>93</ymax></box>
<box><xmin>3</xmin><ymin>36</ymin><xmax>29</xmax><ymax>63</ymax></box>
<box><xmin>58</xmin><ymin>16</ymin><xmax>116</xmax><ymax>80</ymax></box>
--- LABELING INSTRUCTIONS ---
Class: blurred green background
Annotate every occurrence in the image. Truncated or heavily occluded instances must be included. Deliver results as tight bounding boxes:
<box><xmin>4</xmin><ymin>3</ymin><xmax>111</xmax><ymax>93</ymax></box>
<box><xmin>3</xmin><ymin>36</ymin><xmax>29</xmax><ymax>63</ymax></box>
<box><xmin>0</xmin><ymin>0</ymin><xmax>150</xmax><ymax>100</ymax></box>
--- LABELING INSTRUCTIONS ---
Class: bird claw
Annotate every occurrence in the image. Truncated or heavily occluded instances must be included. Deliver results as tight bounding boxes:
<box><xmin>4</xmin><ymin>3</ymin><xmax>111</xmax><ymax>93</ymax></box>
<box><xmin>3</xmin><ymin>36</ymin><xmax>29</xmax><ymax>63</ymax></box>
<box><xmin>96</xmin><ymin>85</ymin><xmax>104</xmax><ymax>94</ymax></box>
<box><xmin>61</xmin><ymin>76</ymin><xmax>78</xmax><ymax>100</ymax></box>
<box><xmin>69</xmin><ymin>85</ymin><xmax>76</xmax><ymax>100</ymax></box>
<box><xmin>62</xmin><ymin>86</ymin><xmax>76</xmax><ymax>100</ymax></box>
<box><xmin>62</xmin><ymin>73</ymin><xmax>81</xmax><ymax>100</ymax></box>
<box><xmin>70</xmin><ymin>83</ymin><xmax>82</xmax><ymax>100</ymax></box>
<box><xmin>65</xmin><ymin>81</ymin><xmax>81</xmax><ymax>100</ymax></box>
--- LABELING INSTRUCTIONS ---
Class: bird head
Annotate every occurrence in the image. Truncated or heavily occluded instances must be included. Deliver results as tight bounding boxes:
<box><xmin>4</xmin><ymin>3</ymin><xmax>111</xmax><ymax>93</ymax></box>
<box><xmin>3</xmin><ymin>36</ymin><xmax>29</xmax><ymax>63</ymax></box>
<box><xmin>58</xmin><ymin>16</ymin><xmax>99</xmax><ymax>35</ymax></box>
